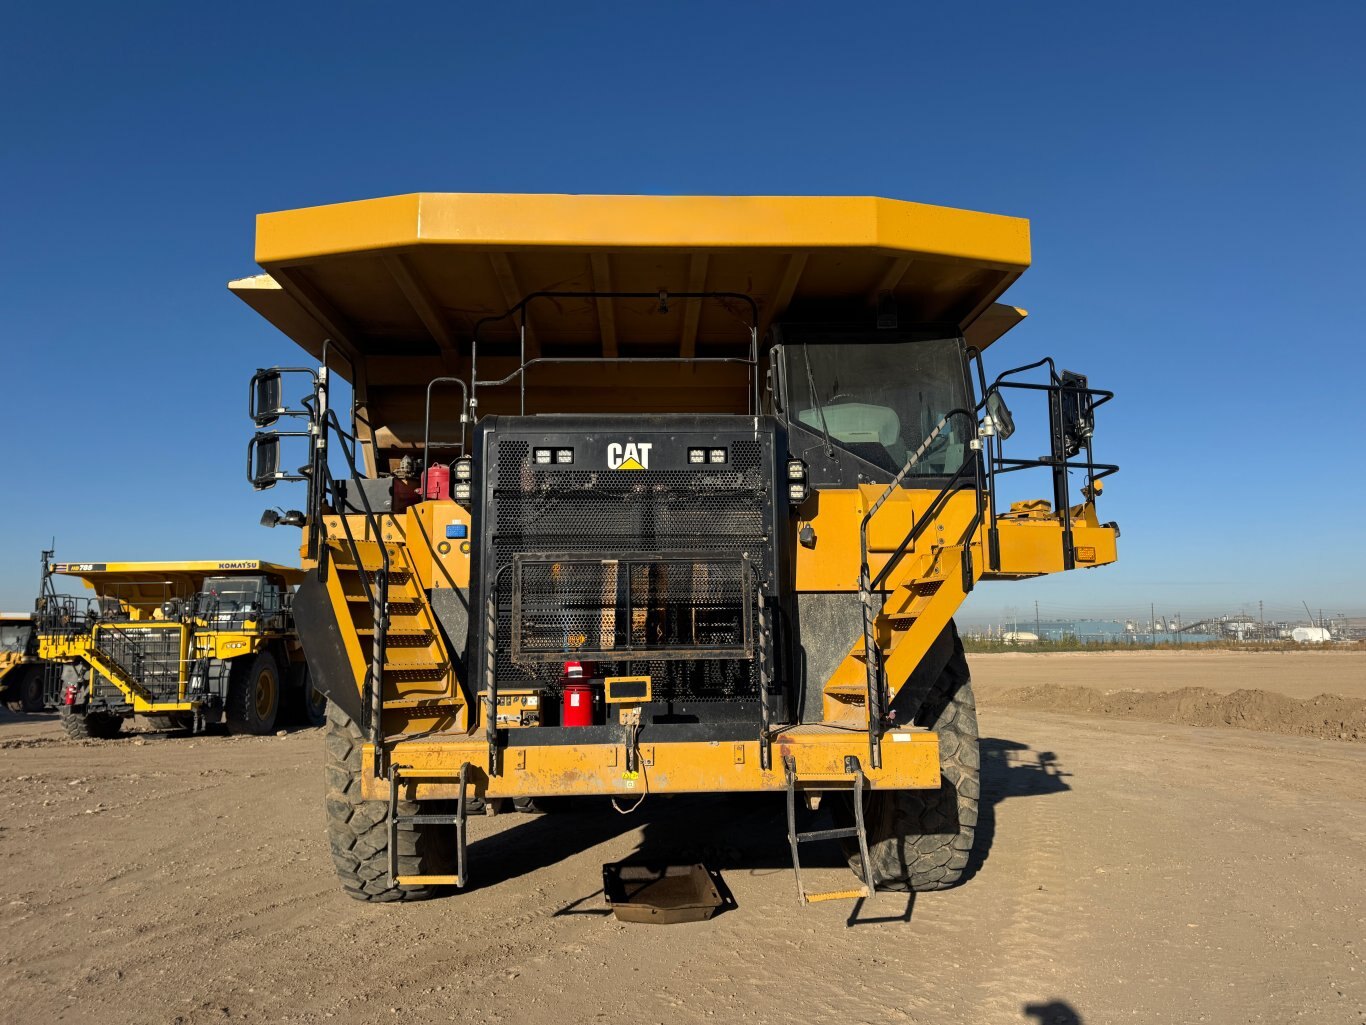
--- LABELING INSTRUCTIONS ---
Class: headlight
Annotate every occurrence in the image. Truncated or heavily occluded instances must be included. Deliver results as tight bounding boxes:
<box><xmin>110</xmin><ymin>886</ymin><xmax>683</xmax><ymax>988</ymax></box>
<box><xmin>453</xmin><ymin>480</ymin><xmax>472</xmax><ymax>505</ymax></box>
<box><xmin>786</xmin><ymin>457</ymin><xmax>809</xmax><ymax>504</ymax></box>
<box><xmin>533</xmin><ymin>448</ymin><xmax>553</xmax><ymax>465</ymax></box>
<box><xmin>688</xmin><ymin>448</ymin><xmax>706</xmax><ymax>464</ymax></box>
<box><xmin>708</xmin><ymin>448</ymin><xmax>727</xmax><ymax>464</ymax></box>
<box><xmin>555</xmin><ymin>448</ymin><xmax>574</xmax><ymax>464</ymax></box>
<box><xmin>453</xmin><ymin>457</ymin><xmax>473</xmax><ymax>480</ymax></box>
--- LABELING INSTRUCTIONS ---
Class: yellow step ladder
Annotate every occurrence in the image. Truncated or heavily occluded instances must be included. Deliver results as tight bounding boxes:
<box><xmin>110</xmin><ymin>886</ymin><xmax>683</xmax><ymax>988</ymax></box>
<box><xmin>783</xmin><ymin>754</ymin><xmax>873</xmax><ymax>906</ymax></box>
<box><xmin>386</xmin><ymin>761</ymin><xmax>472</xmax><ymax>888</ymax></box>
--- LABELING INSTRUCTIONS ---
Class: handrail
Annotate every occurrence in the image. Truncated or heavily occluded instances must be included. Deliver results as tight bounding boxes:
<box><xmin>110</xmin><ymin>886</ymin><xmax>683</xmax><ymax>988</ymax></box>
<box><xmin>421</xmin><ymin>375</ymin><xmax>470</xmax><ymax>485</ymax></box>
<box><xmin>855</xmin><ymin>409</ymin><xmax>983</xmax><ymax>770</ymax></box>
<box><xmin>89</xmin><ymin>619</ymin><xmax>154</xmax><ymax>698</ymax></box>
<box><xmin>470</xmin><ymin>290</ymin><xmax>763</xmax><ymax>418</ymax></box>
<box><xmin>853</xmin><ymin>363</ymin><xmax>1119</xmax><ymax>768</ymax></box>
<box><xmin>319</xmin><ymin>409</ymin><xmax>391</xmax><ymax>778</ymax></box>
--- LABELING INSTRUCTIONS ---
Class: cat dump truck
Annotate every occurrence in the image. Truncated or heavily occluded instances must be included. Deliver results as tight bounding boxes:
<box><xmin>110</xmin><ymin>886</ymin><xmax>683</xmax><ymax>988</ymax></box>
<box><xmin>233</xmin><ymin>193</ymin><xmax>1119</xmax><ymax>903</ymax></box>
<box><xmin>0</xmin><ymin>612</ymin><xmax>44</xmax><ymax>713</ymax></box>
<box><xmin>35</xmin><ymin>552</ymin><xmax>319</xmax><ymax>739</ymax></box>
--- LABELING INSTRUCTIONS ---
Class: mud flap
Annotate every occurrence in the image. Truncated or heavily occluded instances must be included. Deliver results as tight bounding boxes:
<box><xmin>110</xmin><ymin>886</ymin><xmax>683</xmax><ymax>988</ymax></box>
<box><xmin>291</xmin><ymin>573</ymin><xmax>364</xmax><ymax>726</ymax></box>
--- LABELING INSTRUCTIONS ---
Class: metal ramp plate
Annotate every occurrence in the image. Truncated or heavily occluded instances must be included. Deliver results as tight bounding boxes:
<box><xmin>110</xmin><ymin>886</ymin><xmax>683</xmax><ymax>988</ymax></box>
<box><xmin>602</xmin><ymin>863</ymin><xmax>726</xmax><ymax>924</ymax></box>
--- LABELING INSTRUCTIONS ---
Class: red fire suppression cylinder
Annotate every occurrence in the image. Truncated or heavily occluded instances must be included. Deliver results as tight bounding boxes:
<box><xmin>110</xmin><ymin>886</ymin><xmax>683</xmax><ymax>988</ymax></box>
<box><xmin>561</xmin><ymin>660</ymin><xmax>597</xmax><ymax>727</ymax></box>
<box><xmin>422</xmin><ymin>464</ymin><xmax>450</xmax><ymax>501</ymax></box>
<box><xmin>561</xmin><ymin>682</ymin><xmax>595</xmax><ymax>727</ymax></box>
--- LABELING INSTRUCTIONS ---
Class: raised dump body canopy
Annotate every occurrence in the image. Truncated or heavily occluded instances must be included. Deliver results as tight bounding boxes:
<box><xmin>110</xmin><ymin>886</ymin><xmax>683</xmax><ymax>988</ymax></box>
<box><xmin>230</xmin><ymin>193</ymin><xmax>1031</xmax><ymax>467</ymax></box>
<box><xmin>51</xmin><ymin>560</ymin><xmax>305</xmax><ymax>613</ymax></box>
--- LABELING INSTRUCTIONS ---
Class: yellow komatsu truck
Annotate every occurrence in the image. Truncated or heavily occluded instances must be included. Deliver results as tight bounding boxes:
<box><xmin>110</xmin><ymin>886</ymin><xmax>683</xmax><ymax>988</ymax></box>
<box><xmin>36</xmin><ymin>552</ymin><xmax>319</xmax><ymax>739</ymax></box>
<box><xmin>0</xmin><ymin>611</ymin><xmax>45</xmax><ymax>713</ymax></box>
<box><xmin>233</xmin><ymin>193</ymin><xmax>1119</xmax><ymax>903</ymax></box>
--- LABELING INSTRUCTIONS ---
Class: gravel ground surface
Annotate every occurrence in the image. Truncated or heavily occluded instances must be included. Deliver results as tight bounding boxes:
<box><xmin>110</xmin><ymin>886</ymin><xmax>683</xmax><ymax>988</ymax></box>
<box><xmin>1</xmin><ymin>651</ymin><xmax>1363</xmax><ymax>1025</ymax></box>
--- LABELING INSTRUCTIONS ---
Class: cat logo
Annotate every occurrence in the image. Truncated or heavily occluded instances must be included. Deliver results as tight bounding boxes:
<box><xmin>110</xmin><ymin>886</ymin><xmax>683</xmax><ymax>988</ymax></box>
<box><xmin>606</xmin><ymin>442</ymin><xmax>652</xmax><ymax>470</ymax></box>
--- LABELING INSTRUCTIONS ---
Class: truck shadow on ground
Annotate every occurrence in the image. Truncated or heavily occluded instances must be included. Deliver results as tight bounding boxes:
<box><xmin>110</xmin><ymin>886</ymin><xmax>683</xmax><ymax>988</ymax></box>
<box><xmin>1024</xmin><ymin>1000</ymin><xmax>1084</xmax><ymax>1024</ymax></box>
<box><xmin>463</xmin><ymin>736</ymin><xmax>1072</xmax><ymax>921</ymax></box>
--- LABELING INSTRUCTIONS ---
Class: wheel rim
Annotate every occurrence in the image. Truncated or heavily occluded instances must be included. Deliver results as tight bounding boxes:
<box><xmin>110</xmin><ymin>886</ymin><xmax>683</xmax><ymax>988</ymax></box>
<box><xmin>308</xmin><ymin>684</ymin><xmax>327</xmax><ymax>718</ymax></box>
<box><xmin>255</xmin><ymin>668</ymin><xmax>277</xmax><ymax>719</ymax></box>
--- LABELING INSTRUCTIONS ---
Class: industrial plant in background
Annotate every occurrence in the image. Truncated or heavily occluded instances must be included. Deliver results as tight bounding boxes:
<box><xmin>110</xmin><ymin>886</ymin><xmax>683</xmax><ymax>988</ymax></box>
<box><xmin>964</xmin><ymin>607</ymin><xmax>1362</xmax><ymax>646</ymax></box>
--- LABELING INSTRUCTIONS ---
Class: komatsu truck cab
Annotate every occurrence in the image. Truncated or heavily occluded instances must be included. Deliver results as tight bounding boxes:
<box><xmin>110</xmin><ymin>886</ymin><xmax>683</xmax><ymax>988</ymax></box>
<box><xmin>234</xmin><ymin>193</ymin><xmax>1118</xmax><ymax>903</ymax></box>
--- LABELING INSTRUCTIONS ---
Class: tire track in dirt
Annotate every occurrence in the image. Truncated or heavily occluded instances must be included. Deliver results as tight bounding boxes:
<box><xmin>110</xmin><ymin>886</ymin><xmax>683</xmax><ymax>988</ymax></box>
<box><xmin>959</xmin><ymin>733</ymin><xmax>1078</xmax><ymax>1021</ymax></box>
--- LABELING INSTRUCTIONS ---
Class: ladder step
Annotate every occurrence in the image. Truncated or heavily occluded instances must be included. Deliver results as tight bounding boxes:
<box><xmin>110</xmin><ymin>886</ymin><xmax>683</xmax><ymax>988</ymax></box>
<box><xmin>384</xmin><ymin>667</ymin><xmax>448</xmax><ymax>683</ymax></box>
<box><xmin>382</xmin><ymin>646</ymin><xmax>446</xmax><ymax>666</ymax></box>
<box><xmin>824</xmin><ymin>683</ymin><xmax>867</xmax><ymax>699</ymax></box>
<box><xmin>785</xmin><ymin>753</ymin><xmax>872</xmax><ymax>909</ymax></box>
<box><xmin>361</xmin><ymin>629</ymin><xmax>434</xmax><ymax>645</ymax></box>
<box><xmin>383</xmin><ymin>696</ymin><xmax>461</xmax><ymax>710</ymax></box>
<box><xmin>804</xmin><ymin>887</ymin><xmax>871</xmax><ymax>904</ymax></box>
<box><xmin>795</xmin><ymin>826</ymin><xmax>860</xmax><ymax>843</ymax></box>
<box><xmin>389</xmin><ymin>761</ymin><xmax>471</xmax><ymax>890</ymax></box>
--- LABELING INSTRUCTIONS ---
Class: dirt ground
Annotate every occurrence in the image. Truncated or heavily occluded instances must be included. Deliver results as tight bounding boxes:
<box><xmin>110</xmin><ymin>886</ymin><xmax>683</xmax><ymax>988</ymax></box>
<box><xmin>2</xmin><ymin>652</ymin><xmax>1364</xmax><ymax>1025</ymax></box>
<box><xmin>974</xmin><ymin>650</ymin><xmax>1366</xmax><ymax>743</ymax></box>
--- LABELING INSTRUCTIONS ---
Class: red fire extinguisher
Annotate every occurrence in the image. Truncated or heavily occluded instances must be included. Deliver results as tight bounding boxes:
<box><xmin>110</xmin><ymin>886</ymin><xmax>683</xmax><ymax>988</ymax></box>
<box><xmin>560</xmin><ymin>660</ymin><xmax>598</xmax><ymax>727</ymax></box>
<box><xmin>421</xmin><ymin>464</ymin><xmax>450</xmax><ymax>501</ymax></box>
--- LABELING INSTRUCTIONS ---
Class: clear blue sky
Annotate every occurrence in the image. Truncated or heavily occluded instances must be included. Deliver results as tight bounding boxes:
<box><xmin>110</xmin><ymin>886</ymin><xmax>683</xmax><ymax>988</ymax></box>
<box><xmin>2</xmin><ymin>1</ymin><xmax>1362</xmax><ymax>627</ymax></box>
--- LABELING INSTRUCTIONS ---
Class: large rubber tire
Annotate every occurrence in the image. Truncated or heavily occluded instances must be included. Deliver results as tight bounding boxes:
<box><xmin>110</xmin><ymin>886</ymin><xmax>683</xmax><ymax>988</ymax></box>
<box><xmin>844</xmin><ymin>627</ymin><xmax>980</xmax><ymax>892</ymax></box>
<box><xmin>5</xmin><ymin>666</ymin><xmax>44</xmax><ymax>714</ymax></box>
<box><xmin>291</xmin><ymin>667</ymin><xmax>328</xmax><ymax>728</ymax></box>
<box><xmin>225</xmin><ymin>651</ymin><xmax>281</xmax><ymax>735</ymax></box>
<box><xmin>323</xmin><ymin>702</ymin><xmax>454</xmax><ymax>902</ymax></box>
<box><xmin>60</xmin><ymin>706</ymin><xmax>124</xmax><ymax>740</ymax></box>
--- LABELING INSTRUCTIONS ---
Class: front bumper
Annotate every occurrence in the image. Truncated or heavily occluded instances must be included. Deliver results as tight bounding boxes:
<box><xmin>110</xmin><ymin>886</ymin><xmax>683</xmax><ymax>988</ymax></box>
<box><xmin>362</xmin><ymin>726</ymin><xmax>940</xmax><ymax>800</ymax></box>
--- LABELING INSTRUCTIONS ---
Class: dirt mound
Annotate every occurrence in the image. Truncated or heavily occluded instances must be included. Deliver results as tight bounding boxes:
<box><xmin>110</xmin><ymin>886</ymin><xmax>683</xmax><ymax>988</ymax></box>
<box><xmin>994</xmin><ymin>684</ymin><xmax>1366</xmax><ymax>742</ymax></box>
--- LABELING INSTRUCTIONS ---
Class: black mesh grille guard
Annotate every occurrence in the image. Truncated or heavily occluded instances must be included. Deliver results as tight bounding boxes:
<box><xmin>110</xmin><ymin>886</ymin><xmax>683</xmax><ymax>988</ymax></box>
<box><xmin>473</xmin><ymin>416</ymin><xmax>784</xmax><ymax>704</ymax></box>
<box><xmin>511</xmin><ymin>552</ymin><xmax>754</xmax><ymax>662</ymax></box>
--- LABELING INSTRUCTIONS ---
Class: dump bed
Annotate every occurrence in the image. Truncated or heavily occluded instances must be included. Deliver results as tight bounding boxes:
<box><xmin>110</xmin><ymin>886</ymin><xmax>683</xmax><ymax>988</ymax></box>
<box><xmin>230</xmin><ymin>192</ymin><xmax>1032</xmax><ymax>465</ymax></box>
<box><xmin>51</xmin><ymin>560</ymin><xmax>305</xmax><ymax>612</ymax></box>
<box><xmin>231</xmin><ymin>192</ymin><xmax>1030</xmax><ymax>364</ymax></box>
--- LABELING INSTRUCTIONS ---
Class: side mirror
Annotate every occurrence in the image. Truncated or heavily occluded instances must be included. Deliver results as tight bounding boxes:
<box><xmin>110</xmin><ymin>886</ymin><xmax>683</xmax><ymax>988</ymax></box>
<box><xmin>250</xmin><ymin>370</ymin><xmax>285</xmax><ymax>427</ymax></box>
<box><xmin>1059</xmin><ymin>370</ymin><xmax>1094</xmax><ymax>457</ymax></box>
<box><xmin>249</xmin><ymin>434</ymin><xmax>281</xmax><ymax>490</ymax></box>
<box><xmin>985</xmin><ymin>390</ymin><xmax>1015</xmax><ymax>440</ymax></box>
<box><xmin>260</xmin><ymin>508</ymin><xmax>306</xmax><ymax>528</ymax></box>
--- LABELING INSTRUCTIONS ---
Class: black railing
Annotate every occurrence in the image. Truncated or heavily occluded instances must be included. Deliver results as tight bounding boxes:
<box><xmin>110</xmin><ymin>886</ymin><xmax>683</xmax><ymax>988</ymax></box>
<box><xmin>191</xmin><ymin>592</ymin><xmax>292</xmax><ymax>632</ymax></box>
<box><xmin>856</xmin><ymin>410</ymin><xmax>985</xmax><ymax>769</ymax></box>
<box><xmin>469</xmin><ymin>291</ymin><xmax>763</xmax><ymax>418</ymax></box>
<box><xmin>35</xmin><ymin>595</ymin><xmax>99</xmax><ymax>638</ymax></box>
<box><xmin>857</xmin><ymin>363</ymin><xmax>1118</xmax><ymax>768</ymax></box>
<box><xmin>90</xmin><ymin>620</ymin><xmax>156</xmax><ymax>697</ymax></box>
<box><xmin>316</xmin><ymin>408</ymin><xmax>392</xmax><ymax>779</ymax></box>
<box><xmin>970</xmin><ymin>354</ymin><xmax>1118</xmax><ymax>572</ymax></box>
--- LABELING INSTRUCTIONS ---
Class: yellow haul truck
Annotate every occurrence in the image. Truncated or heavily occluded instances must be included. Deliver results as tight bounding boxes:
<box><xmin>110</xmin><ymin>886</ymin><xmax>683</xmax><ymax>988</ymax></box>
<box><xmin>35</xmin><ymin>552</ymin><xmax>319</xmax><ymax>739</ymax></box>
<box><xmin>234</xmin><ymin>193</ymin><xmax>1119</xmax><ymax>903</ymax></box>
<box><xmin>0</xmin><ymin>612</ymin><xmax>45</xmax><ymax>713</ymax></box>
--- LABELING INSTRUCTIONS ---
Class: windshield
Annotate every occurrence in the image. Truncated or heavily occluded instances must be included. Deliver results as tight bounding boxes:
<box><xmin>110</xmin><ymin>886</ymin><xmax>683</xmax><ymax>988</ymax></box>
<box><xmin>195</xmin><ymin>576</ymin><xmax>269</xmax><ymax>616</ymax></box>
<box><xmin>782</xmin><ymin>334</ymin><xmax>972</xmax><ymax>477</ymax></box>
<box><xmin>0</xmin><ymin>622</ymin><xmax>32</xmax><ymax>652</ymax></box>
